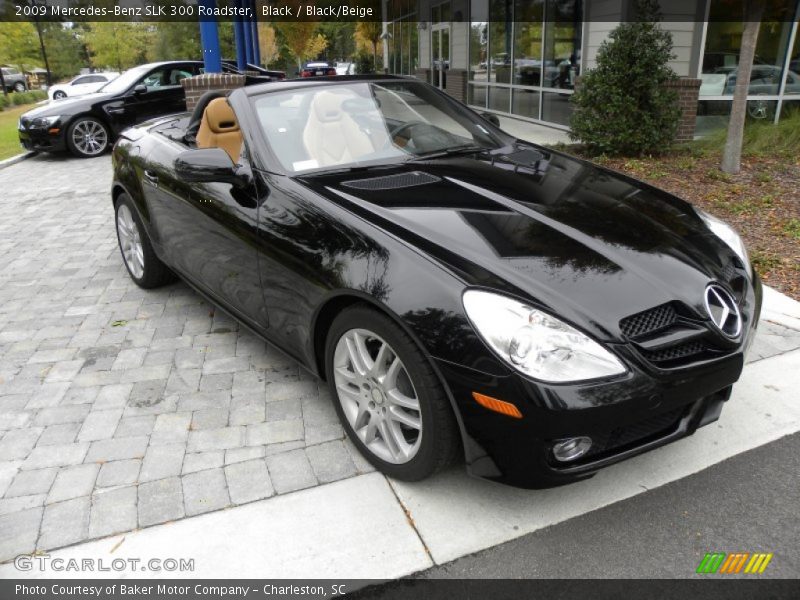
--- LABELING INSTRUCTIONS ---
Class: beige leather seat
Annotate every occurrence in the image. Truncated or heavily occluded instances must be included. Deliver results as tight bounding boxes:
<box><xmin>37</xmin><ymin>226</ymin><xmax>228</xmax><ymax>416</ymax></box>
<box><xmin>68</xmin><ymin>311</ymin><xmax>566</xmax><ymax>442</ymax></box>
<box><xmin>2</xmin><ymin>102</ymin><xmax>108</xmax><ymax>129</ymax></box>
<box><xmin>302</xmin><ymin>91</ymin><xmax>376</xmax><ymax>167</ymax></box>
<box><xmin>196</xmin><ymin>98</ymin><xmax>242</xmax><ymax>164</ymax></box>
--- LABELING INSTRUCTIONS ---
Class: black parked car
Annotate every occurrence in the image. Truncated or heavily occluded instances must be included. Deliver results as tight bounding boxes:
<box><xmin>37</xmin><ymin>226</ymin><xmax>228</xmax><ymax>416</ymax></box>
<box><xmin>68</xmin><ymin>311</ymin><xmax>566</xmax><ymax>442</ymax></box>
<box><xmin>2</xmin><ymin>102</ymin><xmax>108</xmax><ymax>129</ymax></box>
<box><xmin>18</xmin><ymin>61</ymin><xmax>204</xmax><ymax>158</ymax></box>
<box><xmin>300</xmin><ymin>61</ymin><xmax>338</xmax><ymax>77</ymax></box>
<box><xmin>111</xmin><ymin>76</ymin><xmax>761</xmax><ymax>488</ymax></box>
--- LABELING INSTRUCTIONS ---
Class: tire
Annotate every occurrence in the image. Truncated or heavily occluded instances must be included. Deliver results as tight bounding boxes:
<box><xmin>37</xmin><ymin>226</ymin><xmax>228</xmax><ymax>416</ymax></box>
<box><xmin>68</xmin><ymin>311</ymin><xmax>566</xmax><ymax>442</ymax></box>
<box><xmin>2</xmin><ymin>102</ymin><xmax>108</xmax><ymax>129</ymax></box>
<box><xmin>66</xmin><ymin>116</ymin><xmax>110</xmax><ymax>158</ymax></box>
<box><xmin>13</xmin><ymin>81</ymin><xmax>25</xmax><ymax>93</ymax></box>
<box><xmin>325</xmin><ymin>305</ymin><xmax>460</xmax><ymax>481</ymax></box>
<box><xmin>53</xmin><ymin>90</ymin><xmax>66</xmax><ymax>100</ymax></box>
<box><xmin>114</xmin><ymin>193</ymin><xmax>175</xmax><ymax>289</ymax></box>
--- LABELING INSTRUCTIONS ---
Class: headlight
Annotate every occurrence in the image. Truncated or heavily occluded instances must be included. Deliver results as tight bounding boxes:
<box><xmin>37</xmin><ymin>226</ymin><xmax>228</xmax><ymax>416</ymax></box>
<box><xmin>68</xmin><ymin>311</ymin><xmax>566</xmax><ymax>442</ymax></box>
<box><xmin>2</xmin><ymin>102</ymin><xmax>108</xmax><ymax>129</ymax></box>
<box><xmin>697</xmin><ymin>209</ymin><xmax>751</xmax><ymax>277</ymax></box>
<box><xmin>462</xmin><ymin>290</ymin><xmax>627</xmax><ymax>383</ymax></box>
<box><xmin>31</xmin><ymin>115</ymin><xmax>60</xmax><ymax>129</ymax></box>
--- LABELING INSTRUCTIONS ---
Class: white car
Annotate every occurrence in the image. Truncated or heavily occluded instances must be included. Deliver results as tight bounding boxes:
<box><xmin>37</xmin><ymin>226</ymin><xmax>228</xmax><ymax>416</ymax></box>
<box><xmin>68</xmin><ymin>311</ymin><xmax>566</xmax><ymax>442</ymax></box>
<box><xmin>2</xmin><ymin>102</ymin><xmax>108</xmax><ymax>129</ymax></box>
<box><xmin>335</xmin><ymin>62</ymin><xmax>354</xmax><ymax>75</ymax></box>
<box><xmin>48</xmin><ymin>72</ymin><xmax>119</xmax><ymax>101</ymax></box>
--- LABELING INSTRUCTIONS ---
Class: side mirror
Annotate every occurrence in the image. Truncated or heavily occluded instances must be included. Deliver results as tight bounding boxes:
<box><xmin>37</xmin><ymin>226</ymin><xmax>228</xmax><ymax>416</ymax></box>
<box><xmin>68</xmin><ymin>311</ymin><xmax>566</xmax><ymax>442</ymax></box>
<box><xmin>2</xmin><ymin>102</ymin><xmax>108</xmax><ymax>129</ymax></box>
<box><xmin>174</xmin><ymin>148</ymin><xmax>238</xmax><ymax>184</ymax></box>
<box><xmin>133</xmin><ymin>84</ymin><xmax>147</xmax><ymax>95</ymax></box>
<box><xmin>480</xmin><ymin>111</ymin><xmax>500</xmax><ymax>127</ymax></box>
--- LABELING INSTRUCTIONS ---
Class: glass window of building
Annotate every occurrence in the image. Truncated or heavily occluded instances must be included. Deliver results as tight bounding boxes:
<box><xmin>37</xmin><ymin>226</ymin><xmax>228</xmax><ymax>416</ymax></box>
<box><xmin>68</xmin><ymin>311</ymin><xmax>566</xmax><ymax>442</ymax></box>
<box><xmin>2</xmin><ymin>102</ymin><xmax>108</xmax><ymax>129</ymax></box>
<box><xmin>468</xmin><ymin>0</ymin><xmax>584</xmax><ymax>126</ymax></box>
<box><xmin>698</xmin><ymin>0</ymin><xmax>799</xmax><ymax>132</ymax></box>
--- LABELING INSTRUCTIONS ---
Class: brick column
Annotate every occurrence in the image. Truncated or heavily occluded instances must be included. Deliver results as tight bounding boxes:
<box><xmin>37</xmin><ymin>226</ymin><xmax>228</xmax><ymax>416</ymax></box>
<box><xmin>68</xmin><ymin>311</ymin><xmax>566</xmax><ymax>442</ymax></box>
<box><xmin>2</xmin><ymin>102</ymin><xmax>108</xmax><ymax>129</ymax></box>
<box><xmin>666</xmin><ymin>77</ymin><xmax>701</xmax><ymax>143</ymax></box>
<box><xmin>445</xmin><ymin>69</ymin><xmax>468</xmax><ymax>103</ymax></box>
<box><xmin>181</xmin><ymin>73</ymin><xmax>246</xmax><ymax>111</ymax></box>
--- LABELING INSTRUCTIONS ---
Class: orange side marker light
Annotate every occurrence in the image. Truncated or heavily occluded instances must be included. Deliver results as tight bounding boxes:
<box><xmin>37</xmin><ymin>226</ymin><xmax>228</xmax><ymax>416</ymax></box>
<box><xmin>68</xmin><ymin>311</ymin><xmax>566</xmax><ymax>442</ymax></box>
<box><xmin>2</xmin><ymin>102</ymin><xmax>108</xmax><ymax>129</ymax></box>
<box><xmin>472</xmin><ymin>392</ymin><xmax>523</xmax><ymax>419</ymax></box>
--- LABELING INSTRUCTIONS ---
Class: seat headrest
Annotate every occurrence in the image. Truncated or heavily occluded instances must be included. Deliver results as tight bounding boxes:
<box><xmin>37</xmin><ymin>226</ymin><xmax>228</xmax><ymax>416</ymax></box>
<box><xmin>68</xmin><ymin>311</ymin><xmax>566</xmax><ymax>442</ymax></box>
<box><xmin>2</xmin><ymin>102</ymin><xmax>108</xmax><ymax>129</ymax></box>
<box><xmin>205</xmin><ymin>98</ymin><xmax>239</xmax><ymax>133</ymax></box>
<box><xmin>310</xmin><ymin>91</ymin><xmax>346</xmax><ymax>123</ymax></box>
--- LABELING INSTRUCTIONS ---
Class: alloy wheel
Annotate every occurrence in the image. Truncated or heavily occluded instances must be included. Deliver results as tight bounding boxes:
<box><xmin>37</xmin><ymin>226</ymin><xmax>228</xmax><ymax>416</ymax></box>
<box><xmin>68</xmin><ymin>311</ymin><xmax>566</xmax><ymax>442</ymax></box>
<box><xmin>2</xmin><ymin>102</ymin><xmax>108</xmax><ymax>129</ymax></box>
<box><xmin>116</xmin><ymin>204</ymin><xmax>144</xmax><ymax>279</ymax></box>
<box><xmin>333</xmin><ymin>328</ymin><xmax>422</xmax><ymax>464</ymax></box>
<box><xmin>71</xmin><ymin>119</ymin><xmax>108</xmax><ymax>156</ymax></box>
<box><xmin>54</xmin><ymin>91</ymin><xmax>66</xmax><ymax>100</ymax></box>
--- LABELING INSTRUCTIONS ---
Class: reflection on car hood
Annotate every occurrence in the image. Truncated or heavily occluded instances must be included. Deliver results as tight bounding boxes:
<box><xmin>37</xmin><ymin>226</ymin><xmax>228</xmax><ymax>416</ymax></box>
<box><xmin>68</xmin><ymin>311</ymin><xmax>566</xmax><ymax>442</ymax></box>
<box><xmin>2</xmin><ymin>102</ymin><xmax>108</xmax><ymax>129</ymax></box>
<box><xmin>22</xmin><ymin>92</ymin><xmax>114</xmax><ymax>118</ymax></box>
<box><xmin>301</xmin><ymin>147</ymin><xmax>739</xmax><ymax>340</ymax></box>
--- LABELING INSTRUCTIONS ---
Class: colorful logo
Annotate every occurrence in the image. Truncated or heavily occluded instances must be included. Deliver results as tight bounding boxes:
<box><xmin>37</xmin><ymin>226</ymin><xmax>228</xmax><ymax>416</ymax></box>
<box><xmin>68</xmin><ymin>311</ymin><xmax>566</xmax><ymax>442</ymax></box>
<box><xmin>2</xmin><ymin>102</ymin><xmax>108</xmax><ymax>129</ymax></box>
<box><xmin>696</xmin><ymin>552</ymin><xmax>773</xmax><ymax>574</ymax></box>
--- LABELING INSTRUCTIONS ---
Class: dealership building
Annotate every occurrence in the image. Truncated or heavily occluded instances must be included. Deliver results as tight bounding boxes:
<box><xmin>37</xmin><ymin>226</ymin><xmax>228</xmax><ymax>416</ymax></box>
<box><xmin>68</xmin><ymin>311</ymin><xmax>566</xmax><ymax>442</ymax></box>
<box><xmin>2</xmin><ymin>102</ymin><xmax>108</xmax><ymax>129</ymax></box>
<box><xmin>383</xmin><ymin>0</ymin><xmax>800</xmax><ymax>138</ymax></box>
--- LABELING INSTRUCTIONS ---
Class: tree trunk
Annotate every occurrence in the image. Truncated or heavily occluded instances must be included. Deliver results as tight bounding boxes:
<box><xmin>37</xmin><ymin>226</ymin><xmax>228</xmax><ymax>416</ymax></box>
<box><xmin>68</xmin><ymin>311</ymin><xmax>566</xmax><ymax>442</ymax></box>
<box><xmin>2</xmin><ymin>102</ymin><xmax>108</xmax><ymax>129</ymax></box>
<box><xmin>721</xmin><ymin>1</ymin><xmax>765</xmax><ymax>174</ymax></box>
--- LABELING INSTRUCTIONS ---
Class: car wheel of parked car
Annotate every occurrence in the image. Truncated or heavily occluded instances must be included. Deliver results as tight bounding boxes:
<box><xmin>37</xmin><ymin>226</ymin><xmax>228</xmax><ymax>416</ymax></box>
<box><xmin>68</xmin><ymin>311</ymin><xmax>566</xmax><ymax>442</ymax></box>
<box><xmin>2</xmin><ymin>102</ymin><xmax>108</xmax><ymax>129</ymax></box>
<box><xmin>66</xmin><ymin>117</ymin><xmax>109</xmax><ymax>158</ymax></box>
<box><xmin>53</xmin><ymin>90</ymin><xmax>66</xmax><ymax>100</ymax></box>
<box><xmin>13</xmin><ymin>81</ymin><xmax>25</xmax><ymax>92</ymax></box>
<box><xmin>747</xmin><ymin>98</ymin><xmax>776</xmax><ymax>120</ymax></box>
<box><xmin>325</xmin><ymin>305</ymin><xmax>460</xmax><ymax>481</ymax></box>
<box><xmin>115</xmin><ymin>194</ymin><xmax>174</xmax><ymax>289</ymax></box>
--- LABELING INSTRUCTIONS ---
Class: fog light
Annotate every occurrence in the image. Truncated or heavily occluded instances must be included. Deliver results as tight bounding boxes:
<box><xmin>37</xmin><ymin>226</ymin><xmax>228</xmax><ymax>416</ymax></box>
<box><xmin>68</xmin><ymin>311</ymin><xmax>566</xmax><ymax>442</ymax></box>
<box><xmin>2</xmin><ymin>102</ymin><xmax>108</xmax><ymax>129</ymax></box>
<box><xmin>552</xmin><ymin>436</ymin><xmax>592</xmax><ymax>462</ymax></box>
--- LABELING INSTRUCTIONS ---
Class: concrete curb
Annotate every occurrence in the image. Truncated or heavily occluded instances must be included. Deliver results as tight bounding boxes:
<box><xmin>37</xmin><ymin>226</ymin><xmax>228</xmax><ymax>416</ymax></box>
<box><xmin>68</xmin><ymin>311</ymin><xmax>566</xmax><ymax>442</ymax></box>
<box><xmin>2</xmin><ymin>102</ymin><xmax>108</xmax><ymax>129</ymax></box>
<box><xmin>0</xmin><ymin>151</ymin><xmax>35</xmax><ymax>170</ymax></box>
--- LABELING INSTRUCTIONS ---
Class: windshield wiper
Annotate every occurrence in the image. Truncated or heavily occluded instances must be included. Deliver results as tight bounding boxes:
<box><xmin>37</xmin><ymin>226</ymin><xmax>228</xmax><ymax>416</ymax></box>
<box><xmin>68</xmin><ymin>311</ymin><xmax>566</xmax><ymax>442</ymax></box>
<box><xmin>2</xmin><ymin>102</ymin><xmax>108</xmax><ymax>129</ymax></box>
<box><xmin>407</xmin><ymin>144</ymin><xmax>486</xmax><ymax>162</ymax></box>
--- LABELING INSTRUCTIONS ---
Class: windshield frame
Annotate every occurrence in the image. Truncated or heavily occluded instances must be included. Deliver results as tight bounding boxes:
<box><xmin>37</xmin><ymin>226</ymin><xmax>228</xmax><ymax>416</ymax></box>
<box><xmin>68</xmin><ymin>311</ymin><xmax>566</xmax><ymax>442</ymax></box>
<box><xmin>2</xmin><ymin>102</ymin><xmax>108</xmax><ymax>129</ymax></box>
<box><xmin>247</xmin><ymin>78</ymin><xmax>511</xmax><ymax>177</ymax></box>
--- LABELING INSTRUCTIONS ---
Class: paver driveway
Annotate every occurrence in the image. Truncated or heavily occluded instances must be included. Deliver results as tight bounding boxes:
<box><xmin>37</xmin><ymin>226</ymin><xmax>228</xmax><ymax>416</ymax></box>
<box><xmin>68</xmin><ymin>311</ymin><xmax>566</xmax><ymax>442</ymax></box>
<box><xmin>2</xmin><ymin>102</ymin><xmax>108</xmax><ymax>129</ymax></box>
<box><xmin>0</xmin><ymin>155</ymin><xmax>374</xmax><ymax>562</ymax></box>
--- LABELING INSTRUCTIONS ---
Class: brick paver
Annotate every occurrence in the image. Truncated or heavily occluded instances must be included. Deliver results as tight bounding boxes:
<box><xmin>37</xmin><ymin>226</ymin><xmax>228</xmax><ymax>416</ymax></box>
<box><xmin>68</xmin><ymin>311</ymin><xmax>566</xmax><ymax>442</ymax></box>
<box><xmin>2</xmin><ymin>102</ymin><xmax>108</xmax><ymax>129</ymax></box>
<box><xmin>0</xmin><ymin>156</ymin><xmax>374</xmax><ymax>562</ymax></box>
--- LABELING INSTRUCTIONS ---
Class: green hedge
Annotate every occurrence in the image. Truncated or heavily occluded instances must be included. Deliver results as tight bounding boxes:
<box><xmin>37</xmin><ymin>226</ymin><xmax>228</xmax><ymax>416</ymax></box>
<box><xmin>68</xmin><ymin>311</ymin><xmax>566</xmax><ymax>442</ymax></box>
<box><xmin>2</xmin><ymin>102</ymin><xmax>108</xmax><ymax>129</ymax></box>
<box><xmin>0</xmin><ymin>89</ymin><xmax>48</xmax><ymax>110</ymax></box>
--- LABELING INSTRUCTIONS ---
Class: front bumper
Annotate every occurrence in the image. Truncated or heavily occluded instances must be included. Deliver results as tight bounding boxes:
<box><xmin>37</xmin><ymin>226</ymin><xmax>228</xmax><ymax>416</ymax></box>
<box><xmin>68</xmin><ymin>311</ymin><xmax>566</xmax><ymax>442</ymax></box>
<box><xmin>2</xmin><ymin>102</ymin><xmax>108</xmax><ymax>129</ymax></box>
<box><xmin>437</xmin><ymin>277</ymin><xmax>762</xmax><ymax>489</ymax></box>
<box><xmin>18</xmin><ymin>127</ymin><xmax>66</xmax><ymax>152</ymax></box>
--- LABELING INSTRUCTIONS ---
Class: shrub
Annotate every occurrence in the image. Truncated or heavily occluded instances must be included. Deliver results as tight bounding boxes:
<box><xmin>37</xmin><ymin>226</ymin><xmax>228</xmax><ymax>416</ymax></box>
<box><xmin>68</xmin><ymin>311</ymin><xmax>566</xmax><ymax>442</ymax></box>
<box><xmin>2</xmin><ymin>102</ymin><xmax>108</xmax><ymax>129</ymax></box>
<box><xmin>0</xmin><ymin>94</ymin><xmax>9</xmax><ymax>111</ymax></box>
<box><xmin>569</xmin><ymin>0</ymin><xmax>681</xmax><ymax>156</ymax></box>
<box><xmin>354</xmin><ymin>53</ymin><xmax>375</xmax><ymax>75</ymax></box>
<box><xmin>8</xmin><ymin>90</ymin><xmax>46</xmax><ymax>106</ymax></box>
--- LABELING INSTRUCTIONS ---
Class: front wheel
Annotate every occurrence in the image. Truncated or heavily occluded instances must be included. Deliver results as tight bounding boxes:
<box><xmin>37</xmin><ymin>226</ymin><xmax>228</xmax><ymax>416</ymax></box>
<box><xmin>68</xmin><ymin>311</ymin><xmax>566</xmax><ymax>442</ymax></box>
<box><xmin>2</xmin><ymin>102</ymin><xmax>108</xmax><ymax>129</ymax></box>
<box><xmin>115</xmin><ymin>194</ymin><xmax>174</xmax><ymax>289</ymax></box>
<box><xmin>53</xmin><ymin>90</ymin><xmax>67</xmax><ymax>100</ymax></box>
<box><xmin>325</xmin><ymin>305</ymin><xmax>460</xmax><ymax>481</ymax></box>
<box><xmin>66</xmin><ymin>117</ymin><xmax>109</xmax><ymax>158</ymax></box>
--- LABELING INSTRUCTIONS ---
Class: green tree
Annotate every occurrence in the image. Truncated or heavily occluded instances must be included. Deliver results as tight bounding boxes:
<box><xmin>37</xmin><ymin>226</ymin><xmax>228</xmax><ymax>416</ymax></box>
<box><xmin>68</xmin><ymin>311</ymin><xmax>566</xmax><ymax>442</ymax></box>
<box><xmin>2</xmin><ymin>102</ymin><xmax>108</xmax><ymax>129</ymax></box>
<box><xmin>151</xmin><ymin>23</ymin><xmax>201</xmax><ymax>62</ymax></box>
<box><xmin>355</xmin><ymin>22</ymin><xmax>382</xmax><ymax>71</ymax></box>
<box><xmin>569</xmin><ymin>0</ymin><xmax>680</xmax><ymax>156</ymax></box>
<box><xmin>85</xmin><ymin>23</ymin><xmax>152</xmax><ymax>71</ymax></box>
<box><xmin>0</xmin><ymin>21</ymin><xmax>41</xmax><ymax>71</ymax></box>
<box><xmin>41</xmin><ymin>24</ymin><xmax>85</xmax><ymax>81</ymax></box>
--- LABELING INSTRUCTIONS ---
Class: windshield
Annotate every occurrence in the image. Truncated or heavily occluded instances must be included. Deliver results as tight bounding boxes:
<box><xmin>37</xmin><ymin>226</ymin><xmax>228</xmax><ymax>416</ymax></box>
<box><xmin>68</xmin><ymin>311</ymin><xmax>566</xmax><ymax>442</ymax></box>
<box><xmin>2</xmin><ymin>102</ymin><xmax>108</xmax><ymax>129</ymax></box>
<box><xmin>97</xmin><ymin>64</ymin><xmax>152</xmax><ymax>95</ymax></box>
<box><xmin>252</xmin><ymin>81</ymin><xmax>502</xmax><ymax>173</ymax></box>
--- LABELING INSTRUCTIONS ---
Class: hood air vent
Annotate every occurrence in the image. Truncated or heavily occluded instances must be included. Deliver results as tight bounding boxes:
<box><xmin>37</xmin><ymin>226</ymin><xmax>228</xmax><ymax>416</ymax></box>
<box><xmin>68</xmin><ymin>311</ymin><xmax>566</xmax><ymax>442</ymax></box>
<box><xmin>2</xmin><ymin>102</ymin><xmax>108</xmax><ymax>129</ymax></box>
<box><xmin>341</xmin><ymin>171</ymin><xmax>440</xmax><ymax>191</ymax></box>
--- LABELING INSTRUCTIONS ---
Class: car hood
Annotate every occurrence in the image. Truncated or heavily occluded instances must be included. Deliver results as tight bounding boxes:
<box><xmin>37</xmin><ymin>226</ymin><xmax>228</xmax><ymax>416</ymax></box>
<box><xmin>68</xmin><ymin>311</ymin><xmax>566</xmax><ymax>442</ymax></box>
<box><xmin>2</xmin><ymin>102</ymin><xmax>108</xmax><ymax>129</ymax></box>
<box><xmin>299</xmin><ymin>147</ymin><xmax>741</xmax><ymax>341</ymax></box>
<box><xmin>22</xmin><ymin>92</ymin><xmax>113</xmax><ymax>118</ymax></box>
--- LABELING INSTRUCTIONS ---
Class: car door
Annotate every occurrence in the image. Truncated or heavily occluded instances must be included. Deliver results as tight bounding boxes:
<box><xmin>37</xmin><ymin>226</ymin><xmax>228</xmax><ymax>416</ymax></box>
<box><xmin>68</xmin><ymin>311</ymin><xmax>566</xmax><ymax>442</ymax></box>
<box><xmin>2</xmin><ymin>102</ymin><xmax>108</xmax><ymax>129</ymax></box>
<box><xmin>70</xmin><ymin>75</ymin><xmax>96</xmax><ymax>96</ymax></box>
<box><xmin>144</xmin><ymin>134</ymin><xmax>268</xmax><ymax>329</ymax></box>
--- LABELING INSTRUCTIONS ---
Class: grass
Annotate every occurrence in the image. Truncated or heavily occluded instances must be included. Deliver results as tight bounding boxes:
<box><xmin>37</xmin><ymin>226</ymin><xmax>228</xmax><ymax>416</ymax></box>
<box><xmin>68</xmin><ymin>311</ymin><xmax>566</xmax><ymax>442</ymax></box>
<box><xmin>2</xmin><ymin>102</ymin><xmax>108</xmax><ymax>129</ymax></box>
<box><xmin>0</xmin><ymin>103</ymin><xmax>35</xmax><ymax>161</ymax></box>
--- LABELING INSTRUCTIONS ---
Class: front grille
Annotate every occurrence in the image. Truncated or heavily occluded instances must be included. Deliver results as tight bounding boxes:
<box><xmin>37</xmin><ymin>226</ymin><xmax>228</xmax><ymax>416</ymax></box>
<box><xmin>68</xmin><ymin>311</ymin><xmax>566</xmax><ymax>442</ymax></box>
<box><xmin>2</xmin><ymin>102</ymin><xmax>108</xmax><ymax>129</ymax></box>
<box><xmin>619</xmin><ymin>303</ymin><xmax>677</xmax><ymax>339</ymax></box>
<box><xmin>341</xmin><ymin>171</ymin><xmax>440</xmax><ymax>191</ymax></box>
<box><xmin>641</xmin><ymin>341</ymin><xmax>706</xmax><ymax>363</ymax></box>
<box><xmin>579</xmin><ymin>407</ymin><xmax>685</xmax><ymax>462</ymax></box>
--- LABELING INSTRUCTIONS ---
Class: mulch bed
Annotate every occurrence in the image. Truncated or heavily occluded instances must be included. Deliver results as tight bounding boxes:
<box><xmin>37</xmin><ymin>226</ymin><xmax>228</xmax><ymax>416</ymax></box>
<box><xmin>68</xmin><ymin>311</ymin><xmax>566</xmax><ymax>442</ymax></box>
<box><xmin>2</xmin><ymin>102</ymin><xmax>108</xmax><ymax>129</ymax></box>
<box><xmin>565</xmin><ymin>149</ymin><xmax>800</xmax><ymax>300</ymax></box>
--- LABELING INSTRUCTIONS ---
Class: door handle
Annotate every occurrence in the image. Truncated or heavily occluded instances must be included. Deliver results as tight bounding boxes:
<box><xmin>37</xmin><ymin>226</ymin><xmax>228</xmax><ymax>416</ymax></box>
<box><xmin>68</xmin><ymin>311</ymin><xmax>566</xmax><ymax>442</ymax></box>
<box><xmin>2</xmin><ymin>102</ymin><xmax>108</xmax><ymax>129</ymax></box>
<box><xmin>143</xmin><ymin>170</ymin><xmax>159</xmax><ymax>186</ymax></box>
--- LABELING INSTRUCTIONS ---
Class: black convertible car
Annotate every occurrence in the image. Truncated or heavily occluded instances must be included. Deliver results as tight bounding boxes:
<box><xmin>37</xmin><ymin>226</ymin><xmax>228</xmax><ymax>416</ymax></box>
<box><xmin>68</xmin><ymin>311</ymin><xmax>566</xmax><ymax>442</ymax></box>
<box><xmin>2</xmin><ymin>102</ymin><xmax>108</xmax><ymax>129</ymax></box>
<box><xmin>111</xmin><ymin>75</ymin><xmax>761</xmax><ymax>488</ymax></box>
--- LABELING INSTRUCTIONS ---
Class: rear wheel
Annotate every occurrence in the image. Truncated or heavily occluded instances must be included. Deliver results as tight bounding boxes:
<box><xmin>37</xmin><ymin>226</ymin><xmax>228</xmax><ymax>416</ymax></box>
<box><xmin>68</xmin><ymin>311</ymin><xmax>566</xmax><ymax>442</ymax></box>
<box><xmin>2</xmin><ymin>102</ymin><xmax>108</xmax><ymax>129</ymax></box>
<box><xmin>115</xmin><ymin>194</ymin><xmax>174</xmax><ymax>289</ymax></box>
<box><xmin>325</xmin><ymin>305</ymin><xmax>460</xmax><ymax>481</ymax></box>
<box><xmin>13</xmin><ymin>81</ymin><xmax>25</xmax><ymax>93</ymax></box>
<box><xmin>66</xmin><ymin>117</ymin><xmax>109</xmax><ymax>158</ymax></box>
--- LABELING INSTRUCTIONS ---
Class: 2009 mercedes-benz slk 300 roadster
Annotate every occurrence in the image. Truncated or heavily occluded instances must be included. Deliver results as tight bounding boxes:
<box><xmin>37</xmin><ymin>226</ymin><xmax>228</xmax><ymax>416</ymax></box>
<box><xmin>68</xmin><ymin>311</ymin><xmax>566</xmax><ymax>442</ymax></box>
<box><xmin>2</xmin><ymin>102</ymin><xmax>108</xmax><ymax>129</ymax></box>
<box><xmin>111</xmin><ymin>75</ymin><xmax>761</xmax><ymax>489</ymax></box>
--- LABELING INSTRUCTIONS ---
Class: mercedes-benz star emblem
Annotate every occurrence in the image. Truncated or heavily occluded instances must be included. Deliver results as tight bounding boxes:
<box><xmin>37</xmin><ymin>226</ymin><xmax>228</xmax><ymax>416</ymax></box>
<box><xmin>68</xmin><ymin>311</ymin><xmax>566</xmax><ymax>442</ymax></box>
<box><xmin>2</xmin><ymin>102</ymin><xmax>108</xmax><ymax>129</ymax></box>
<box><xmin>704</xmin><ymin>284</ymin><xmax>742</xmax><ymax>338</ymax></box>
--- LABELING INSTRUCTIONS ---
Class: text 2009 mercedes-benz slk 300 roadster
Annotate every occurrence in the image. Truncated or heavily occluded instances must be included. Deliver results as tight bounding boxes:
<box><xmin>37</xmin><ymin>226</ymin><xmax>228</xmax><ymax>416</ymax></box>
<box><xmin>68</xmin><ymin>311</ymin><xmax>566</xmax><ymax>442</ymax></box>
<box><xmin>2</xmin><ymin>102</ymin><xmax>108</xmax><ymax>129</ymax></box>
<box><xmin>111</xmin><ymin>75</ymin><xmax>761</xmax><ymax>488</ymax></box>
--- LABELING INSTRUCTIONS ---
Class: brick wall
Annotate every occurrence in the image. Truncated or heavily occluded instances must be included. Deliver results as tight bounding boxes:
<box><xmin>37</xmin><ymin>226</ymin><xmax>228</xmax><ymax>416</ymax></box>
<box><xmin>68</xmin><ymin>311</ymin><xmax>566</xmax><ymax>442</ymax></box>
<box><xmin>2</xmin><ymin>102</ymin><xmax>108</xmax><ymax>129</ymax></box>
<box><xmin>181</xmin><ymin>73</ymin><xmax>246</xmax><ymax>111</ymax></box>
<box><xmin>445</xmin><ymin>69</ymin><xmax>468</xmax><ymax>104</ymax></box>
<box><xmin>666</xmin><ymin>77</ymin><xmax>701</xmax><ymax>143</ymax></box>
